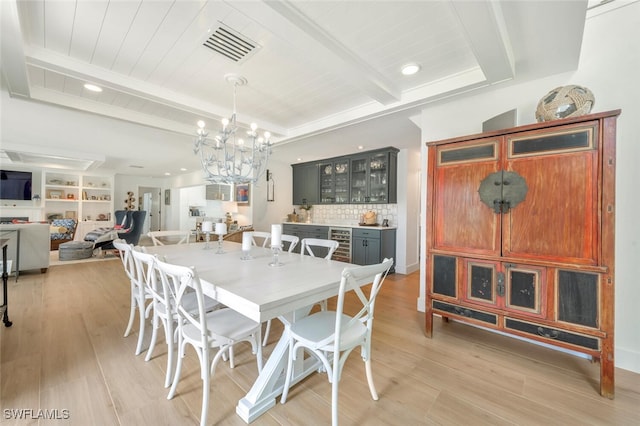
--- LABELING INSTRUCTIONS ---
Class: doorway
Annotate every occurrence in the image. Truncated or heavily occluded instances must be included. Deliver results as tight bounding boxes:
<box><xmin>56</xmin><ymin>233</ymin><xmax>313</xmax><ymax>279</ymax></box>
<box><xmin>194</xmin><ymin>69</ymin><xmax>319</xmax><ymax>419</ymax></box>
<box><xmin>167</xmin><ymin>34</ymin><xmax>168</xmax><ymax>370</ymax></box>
<box><xmin>139</xmin><ymin>186</ymin><xmax>161</xmax><ymax>233</ymax></box>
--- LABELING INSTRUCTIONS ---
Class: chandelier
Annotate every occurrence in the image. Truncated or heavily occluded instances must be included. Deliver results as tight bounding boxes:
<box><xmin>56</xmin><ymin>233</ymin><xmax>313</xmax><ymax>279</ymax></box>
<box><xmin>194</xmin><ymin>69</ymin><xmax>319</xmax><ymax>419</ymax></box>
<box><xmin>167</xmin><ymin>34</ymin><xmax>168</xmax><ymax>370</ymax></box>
<box><xmin>194</xmin><ymin>74</ymin><xmax>272</xmax><ymax>185</ymax></box>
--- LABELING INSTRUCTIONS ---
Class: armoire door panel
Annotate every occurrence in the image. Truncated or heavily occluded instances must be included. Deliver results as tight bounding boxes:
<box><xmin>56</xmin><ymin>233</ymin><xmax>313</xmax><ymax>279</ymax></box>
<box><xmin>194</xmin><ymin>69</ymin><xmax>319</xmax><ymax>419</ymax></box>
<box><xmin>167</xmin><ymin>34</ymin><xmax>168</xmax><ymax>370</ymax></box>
<box><xmin>508</xmin><ymin>124</ymin><xmax>596</xmax><ymax>158</ymax></box>
<box><xmin>434</xmin><ymin>145</ymin><xmax>501</xmax><ymax>255</ymax></box>
<box><xmin>504</xmin><ymin>150</ymin><xmax>598</xmax><ymax>264</ymax></box>
<box><xmin>557</xmin><ymin>270</ymin><xmax>599</xmax><ymax>328</ymax></box>
<box><xmin>463</xmin><ymin>260</ymin><xmax>499</xmax><ymax>309</ymax></box>
<box><xmin>505</xmin><ymin>264</ymin><xmax>546</xmax><ymax>317</ymax></box>
<box><xmin>468</xmin><ymin>262</ymin><xmax>496</xmax><ymax>304</ymax></box>
<box><xmin>432</xmin><ymin>255</ymin><xmax>457</xmax><ymax>298</ymax></box>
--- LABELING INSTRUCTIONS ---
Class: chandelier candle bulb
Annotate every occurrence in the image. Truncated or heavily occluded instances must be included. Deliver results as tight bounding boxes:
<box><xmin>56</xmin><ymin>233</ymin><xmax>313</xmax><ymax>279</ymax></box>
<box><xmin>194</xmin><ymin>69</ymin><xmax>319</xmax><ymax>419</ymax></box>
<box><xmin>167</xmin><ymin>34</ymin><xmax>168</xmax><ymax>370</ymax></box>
<box><xmin>271</xmin><ymin>224</ymin><xmax>282</xmax><ymax>247</ymax></box>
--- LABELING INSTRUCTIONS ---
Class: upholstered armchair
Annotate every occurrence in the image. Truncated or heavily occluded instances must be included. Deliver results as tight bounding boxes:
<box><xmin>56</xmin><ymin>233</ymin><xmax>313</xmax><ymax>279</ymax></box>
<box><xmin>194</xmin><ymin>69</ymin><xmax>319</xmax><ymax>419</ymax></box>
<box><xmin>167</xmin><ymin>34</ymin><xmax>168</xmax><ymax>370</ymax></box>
<box><xmin>110</xmin><ymin>210</ymin><xmax>146</xmax><ymax>247</ymax></box>
<box><xmin>50</xmin><ymin>218</ymin><xmax>77</xmax><ymax>250</ymax></box>
<box><xmin>85</xmin><ymin>210</ymin><xmax>147</xmax><ymax>250</ymax></box>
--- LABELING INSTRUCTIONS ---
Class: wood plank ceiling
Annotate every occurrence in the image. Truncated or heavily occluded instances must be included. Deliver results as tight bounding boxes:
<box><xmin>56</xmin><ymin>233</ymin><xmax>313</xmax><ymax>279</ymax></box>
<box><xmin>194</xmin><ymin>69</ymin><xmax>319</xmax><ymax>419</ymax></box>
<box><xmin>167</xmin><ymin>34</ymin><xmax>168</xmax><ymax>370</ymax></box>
<box><xmin>1</xmin><ymin>0</ymin><xmax>588</xmax><ymax>176</ymax></box>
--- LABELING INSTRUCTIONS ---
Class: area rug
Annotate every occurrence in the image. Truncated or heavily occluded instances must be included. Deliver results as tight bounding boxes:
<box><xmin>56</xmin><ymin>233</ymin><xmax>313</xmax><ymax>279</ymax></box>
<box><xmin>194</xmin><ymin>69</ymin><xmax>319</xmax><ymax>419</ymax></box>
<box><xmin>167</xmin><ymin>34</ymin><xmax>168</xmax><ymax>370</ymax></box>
<box><xmin>49</xmin><ymin>248</ymin><xmax>119</xmax><ymax>266</ymax></box>
<box><xmin>48</xmin><ymin>235</ymin><xmax>155</xmax><ymax>266</ymax></box>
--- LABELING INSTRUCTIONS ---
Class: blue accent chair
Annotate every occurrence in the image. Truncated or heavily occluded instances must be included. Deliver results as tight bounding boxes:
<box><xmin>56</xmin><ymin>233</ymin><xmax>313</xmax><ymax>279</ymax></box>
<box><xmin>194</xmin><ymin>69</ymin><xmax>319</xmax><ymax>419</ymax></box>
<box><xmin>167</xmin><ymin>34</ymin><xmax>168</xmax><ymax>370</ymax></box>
<box><xmin>84</xmin><ymin>210</ymin><xmax>147</xmax><ymax>250</ymax></box>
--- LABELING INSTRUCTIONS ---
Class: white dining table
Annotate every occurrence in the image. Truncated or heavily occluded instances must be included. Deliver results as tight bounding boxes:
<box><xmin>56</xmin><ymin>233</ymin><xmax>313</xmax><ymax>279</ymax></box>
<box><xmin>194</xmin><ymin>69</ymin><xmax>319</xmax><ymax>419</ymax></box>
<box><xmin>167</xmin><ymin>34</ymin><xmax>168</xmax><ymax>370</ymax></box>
<box><xmin>145</xmin><ymin>240</ymin><xmax>351</xmax><ymax>423</ymax></box>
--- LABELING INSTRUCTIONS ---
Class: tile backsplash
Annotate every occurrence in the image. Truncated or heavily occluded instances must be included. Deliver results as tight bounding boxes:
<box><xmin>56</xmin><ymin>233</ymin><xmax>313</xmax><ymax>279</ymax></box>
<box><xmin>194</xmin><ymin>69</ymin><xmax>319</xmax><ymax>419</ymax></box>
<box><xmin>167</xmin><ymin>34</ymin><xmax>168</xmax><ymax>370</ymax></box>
<box><xmin>296</xmin><ymin>204</ymin><xmax>397</xmax><ymax>226</ymax></box>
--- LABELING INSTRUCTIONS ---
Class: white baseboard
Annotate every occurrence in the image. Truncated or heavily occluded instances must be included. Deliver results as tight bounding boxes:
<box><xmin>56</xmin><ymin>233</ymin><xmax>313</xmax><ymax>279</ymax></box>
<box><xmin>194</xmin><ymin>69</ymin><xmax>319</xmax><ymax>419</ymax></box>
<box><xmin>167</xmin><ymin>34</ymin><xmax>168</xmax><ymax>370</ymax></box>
<box><xmin>615</xmin><ymin>346</ymin><xmax>640</xmax><ymax>374</ymax></box>
<box><xmin>396</xmin><ymin>261</ymin><xmax>419</xmax><ymax>275</ymax></box>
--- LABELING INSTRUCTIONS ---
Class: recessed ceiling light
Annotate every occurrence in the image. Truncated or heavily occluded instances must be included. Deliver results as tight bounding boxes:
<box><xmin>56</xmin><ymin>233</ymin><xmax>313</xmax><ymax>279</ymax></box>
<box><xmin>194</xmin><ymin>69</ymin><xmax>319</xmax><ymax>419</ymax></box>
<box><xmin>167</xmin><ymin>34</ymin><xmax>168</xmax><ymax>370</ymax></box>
<box><xmin>164</xmin><ymin>172</ymin><xmax>171</xmax><ymax>176</ymax></box>
<box><xmin>358</xmin><ymin>145</ymin><xmax>364</xmax><ymax>150</ymax></box>
<box><xmin>84</xmin><ymin>83</ymin><xmax>103</xmax><ymax>92</ymax></box>
<box><xmin>401</xmin><ymin>63</ymin><xmax>421</xmax><ymax>76</ymax></box>
<box><xmin>297</xmin><ymin>158</ymin><xmax>302</xmax><ymax>162</ymax></box>
<box><xmin>180</xmin><ymin>168</ymin><xmax>187</xmax><ymax>172</ymax></box>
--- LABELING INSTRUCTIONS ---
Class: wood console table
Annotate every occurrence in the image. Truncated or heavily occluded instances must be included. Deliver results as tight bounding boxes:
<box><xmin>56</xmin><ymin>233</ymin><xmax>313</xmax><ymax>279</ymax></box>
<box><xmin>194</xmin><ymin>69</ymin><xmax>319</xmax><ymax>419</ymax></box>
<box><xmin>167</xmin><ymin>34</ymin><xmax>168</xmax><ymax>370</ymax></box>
<box><xmin>223</xmin><ymin>228</ymin><xmax>254</xmax><ymax>243</ymax></box>
<box><xmin>195</xmin><ymin>227</ymin><xmax>254</xmax><ymax>244</ymax></box>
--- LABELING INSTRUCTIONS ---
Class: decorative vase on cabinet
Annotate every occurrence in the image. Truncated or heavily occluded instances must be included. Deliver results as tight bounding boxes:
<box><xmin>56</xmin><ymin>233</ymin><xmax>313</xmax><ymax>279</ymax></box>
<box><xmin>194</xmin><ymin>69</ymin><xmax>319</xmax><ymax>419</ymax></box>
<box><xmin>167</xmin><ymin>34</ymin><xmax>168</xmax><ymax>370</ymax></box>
<box><xmin>425</xmin><ymin>110</ymin><xmax>620</xmax><ymax>399</ymax></box>
<box><xmin>301</xmin><ymin>208</ymin><xmax>312</xmax><ymax>223</ymax></box>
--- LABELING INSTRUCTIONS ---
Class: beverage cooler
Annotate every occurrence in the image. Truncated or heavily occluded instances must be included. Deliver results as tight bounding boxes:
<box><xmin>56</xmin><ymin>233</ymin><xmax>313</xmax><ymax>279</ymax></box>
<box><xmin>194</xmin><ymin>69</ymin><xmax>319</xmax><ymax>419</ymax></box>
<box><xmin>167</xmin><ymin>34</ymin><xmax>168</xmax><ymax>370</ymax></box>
<box><xmin>329</xmin><ymin>227</ymin><xmax>352</xmax><ymax>263</ymax></box>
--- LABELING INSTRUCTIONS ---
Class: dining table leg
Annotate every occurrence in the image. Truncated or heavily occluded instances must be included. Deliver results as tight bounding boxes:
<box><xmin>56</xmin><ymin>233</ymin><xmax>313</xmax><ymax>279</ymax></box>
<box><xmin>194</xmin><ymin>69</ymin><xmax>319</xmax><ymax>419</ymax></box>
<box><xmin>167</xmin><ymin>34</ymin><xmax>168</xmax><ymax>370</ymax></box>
<box><xmin>236</xmin><ymin>309</ymin><xmax>320</xmax><ymax>423</ymax></box>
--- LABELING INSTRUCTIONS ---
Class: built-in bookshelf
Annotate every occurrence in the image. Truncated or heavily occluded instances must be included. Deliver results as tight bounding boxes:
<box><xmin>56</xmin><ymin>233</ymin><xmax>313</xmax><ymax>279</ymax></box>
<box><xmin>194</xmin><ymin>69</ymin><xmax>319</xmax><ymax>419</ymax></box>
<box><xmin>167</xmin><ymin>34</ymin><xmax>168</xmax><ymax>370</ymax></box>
<box><xmin>43</xmin><ymin>172</ymin><xmax>114</xmax><ymax>236</ymax></box>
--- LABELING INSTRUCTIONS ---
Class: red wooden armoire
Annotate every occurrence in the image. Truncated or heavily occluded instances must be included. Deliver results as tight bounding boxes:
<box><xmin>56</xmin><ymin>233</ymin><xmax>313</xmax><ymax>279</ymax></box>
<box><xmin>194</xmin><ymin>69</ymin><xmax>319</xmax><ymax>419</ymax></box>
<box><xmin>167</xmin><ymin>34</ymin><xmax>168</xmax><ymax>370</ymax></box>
<box><xmin>425</xmin><ymin>109</ymin><xmax>620</xmax><ymax>398</ymax></box>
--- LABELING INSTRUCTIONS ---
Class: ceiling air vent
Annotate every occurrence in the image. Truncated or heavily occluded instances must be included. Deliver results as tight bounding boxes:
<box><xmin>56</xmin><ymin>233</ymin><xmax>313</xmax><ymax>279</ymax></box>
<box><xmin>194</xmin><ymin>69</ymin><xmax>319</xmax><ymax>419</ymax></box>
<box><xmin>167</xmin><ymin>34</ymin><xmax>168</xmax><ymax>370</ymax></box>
<box><xmin>202</xmin><ymin>24</ymin><xmax>260</xmax><ymax>63</ymax></box>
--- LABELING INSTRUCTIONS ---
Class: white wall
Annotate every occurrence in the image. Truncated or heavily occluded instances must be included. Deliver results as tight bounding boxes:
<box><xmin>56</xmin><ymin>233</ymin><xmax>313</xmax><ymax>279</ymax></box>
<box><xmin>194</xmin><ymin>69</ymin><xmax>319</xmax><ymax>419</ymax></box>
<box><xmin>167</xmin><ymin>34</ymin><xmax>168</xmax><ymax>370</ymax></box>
<box><xmin>251</xmin><ymin>157</ymin><xmax>293</xmax><ymax>232</ymax></box>
<box><xmin>396</xmin><ymin>148</ymin><xmax>421</xmax><ymax>274</ymax></box>
<box><xmin>113</xmin><ymin>174</ymin><xmax>167</xmax><ymax>227</ymax></box>
<box><xmin>165</xmin><ymin>170</ymin><xmax>247</xmax><ymax>228</ymax></box>
<box><xmin>418</xmin><ymin>2</ymin><xmax>640</xmax><ymax>373</ymax></box>
<box><xmin>579</xmin><ymin>2</ymin><xmax>640</xmax><ymax>374</ymax></box>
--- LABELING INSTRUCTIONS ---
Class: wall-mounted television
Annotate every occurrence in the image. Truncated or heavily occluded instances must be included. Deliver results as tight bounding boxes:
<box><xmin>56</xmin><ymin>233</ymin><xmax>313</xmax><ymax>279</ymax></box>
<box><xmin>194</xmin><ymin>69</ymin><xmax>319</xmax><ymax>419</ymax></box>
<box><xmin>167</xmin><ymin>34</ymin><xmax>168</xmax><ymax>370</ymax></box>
<box><xmin>0</xmin><ymin>170</ymin><xmax>33</xmax><ymax>200</ymax></box>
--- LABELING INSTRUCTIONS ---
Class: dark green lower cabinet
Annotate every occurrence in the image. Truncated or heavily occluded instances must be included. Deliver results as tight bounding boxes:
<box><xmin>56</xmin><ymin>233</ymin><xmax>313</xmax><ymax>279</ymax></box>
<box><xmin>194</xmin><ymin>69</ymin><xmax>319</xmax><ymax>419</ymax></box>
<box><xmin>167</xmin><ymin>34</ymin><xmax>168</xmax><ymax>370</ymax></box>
<box><xmin>282</xmin><ymin>224</ymin><xmax>329</xmax><ymax>255</ymax></box>
<box><xmin>283</xmin><ymin>224</ymin><xmax>396</xmax><ymax>271</ymax></box>
<box><xmin>352</xmin><ymin>228</ymin><xmax>396</xmax><ymax>272</ymax></box>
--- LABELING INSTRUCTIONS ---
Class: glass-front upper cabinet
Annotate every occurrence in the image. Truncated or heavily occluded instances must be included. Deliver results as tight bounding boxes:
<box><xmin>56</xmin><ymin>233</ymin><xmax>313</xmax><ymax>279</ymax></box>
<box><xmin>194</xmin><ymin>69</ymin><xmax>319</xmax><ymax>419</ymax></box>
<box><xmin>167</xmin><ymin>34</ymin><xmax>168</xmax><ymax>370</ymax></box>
<box><xmin>319</xmin><ymin>159</ymin><xmax>349</xmax><ymax>204</ymax></box>
<box><xmin>350</xmin><ymin>150</ymin><xmax>397</xmax><ymax>203</ymax></box>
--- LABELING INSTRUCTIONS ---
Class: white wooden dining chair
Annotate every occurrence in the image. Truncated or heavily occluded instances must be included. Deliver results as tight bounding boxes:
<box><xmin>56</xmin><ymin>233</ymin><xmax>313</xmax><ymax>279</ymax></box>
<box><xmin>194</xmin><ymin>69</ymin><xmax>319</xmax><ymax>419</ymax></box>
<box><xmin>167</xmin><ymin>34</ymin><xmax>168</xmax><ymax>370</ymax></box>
<box><xmin>130</xmin><ymin>247</ymin><xmax>175</xmax><ymax>387</ymax></box>
<box><xmin>280</xmin><ymin>258</ymin><xmax>393</xmax><ymax>426</ymax></box>
<box><xmin>300</xmin><ymin>238</ymin><xmax>339</xmax><ymax>259</ymax></box>
<box><xmin>113</xmin><ymin>239</ymin><xmax>153</xmax><ymax>356</ymax></box>
<box><xmin>280</xmin><ymin>234</ymin><xmax>300</xmax><ymax>253</ymax></box>
<box><xmin>148</xmin><ymin>230</ymin><xmax>191</xmax><ymax>246</ymax></box>
<box><xmin>251</xmin><ymin>231</ymin><xmax>271</xmax><ymax>248</ymax></box>
<box><xmin>260</xmin><ymin>235</ymin><xmax>299</xmax><ymax>346</ymax></box>
<box><xmin>130</xmin><ymin>247</ymin><xmax>222</xmax><ymax>388</ymax></box>
<box><xmin>155</xmin><ymin>258</ymin><xmax>263</xmax><ymax>426</ymax></box>
<box><xmin>295</xmin><ymin>237</ymin><xmax>341</xmax><ymax>315</ymax></box>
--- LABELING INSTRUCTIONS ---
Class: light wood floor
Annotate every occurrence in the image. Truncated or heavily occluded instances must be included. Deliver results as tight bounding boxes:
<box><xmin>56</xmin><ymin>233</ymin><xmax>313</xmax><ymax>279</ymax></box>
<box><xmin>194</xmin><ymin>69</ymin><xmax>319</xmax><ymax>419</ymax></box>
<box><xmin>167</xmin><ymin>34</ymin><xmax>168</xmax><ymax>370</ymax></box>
<box><xmin>2</xmin><ymin>260</ymin><xmax>639</xmax><ymax>425</ymax></box>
